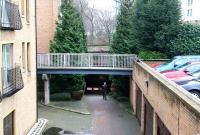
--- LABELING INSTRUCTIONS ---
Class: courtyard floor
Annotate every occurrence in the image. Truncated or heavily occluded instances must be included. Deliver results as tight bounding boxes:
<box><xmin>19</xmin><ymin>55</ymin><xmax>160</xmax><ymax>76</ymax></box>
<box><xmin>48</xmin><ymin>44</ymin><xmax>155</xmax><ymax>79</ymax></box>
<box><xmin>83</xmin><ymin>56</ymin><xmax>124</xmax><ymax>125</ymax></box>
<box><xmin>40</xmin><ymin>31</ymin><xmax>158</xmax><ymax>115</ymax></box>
<box><xmin>38</xmin><ymin>95</ymin><xmax>141</xmax><ymax>135</ymax></box>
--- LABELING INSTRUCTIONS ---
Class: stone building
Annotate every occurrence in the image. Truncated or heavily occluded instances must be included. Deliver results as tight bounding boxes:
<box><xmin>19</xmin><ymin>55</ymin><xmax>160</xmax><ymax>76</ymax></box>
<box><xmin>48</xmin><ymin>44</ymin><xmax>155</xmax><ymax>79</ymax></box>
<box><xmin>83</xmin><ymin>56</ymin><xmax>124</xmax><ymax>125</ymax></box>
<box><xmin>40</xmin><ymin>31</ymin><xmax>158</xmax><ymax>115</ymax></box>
<box><xmin>181</xmin><ymin>0</ymin><xmax>200</xmax><ymax>24</ymax></box>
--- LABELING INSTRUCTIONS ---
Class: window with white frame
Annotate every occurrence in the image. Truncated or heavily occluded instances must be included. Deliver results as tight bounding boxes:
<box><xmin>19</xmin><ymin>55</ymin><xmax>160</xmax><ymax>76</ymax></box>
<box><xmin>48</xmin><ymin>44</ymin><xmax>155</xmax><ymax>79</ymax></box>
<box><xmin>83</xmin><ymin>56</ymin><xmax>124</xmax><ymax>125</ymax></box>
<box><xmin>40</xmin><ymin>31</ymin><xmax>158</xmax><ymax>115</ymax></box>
<box><xmin>187</xmin><ymin>9</ymin><xmax>192</xmax><ymax>17</ymax></box>
<box><xmin>26</xmin><ymin>0</ymin><xmax>30</xmax><ymax>23</ymax></box>
<box><xmin>188</xmin><ymin>0</ymin><xmax>193</xmax><ymax>6</ymax></box>
<box><xmin>22</xmin><ymin>42</ymin><xmax>26</xmax><ymax>70</ymax></box>
<box><xmin>27</xmin><ymin>42</ymin><xmax>31</xmax><ymax>72</ymax></box>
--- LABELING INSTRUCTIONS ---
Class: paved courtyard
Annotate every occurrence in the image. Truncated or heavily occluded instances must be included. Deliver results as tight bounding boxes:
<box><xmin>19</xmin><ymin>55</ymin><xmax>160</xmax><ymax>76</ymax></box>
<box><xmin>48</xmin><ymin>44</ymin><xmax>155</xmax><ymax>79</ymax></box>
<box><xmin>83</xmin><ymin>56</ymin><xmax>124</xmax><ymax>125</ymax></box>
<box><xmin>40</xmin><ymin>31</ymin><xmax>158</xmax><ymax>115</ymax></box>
<box><xmin>38</xmin><ymin>95</ymin><xmax>141</xmax><ymax>135</ymax></box>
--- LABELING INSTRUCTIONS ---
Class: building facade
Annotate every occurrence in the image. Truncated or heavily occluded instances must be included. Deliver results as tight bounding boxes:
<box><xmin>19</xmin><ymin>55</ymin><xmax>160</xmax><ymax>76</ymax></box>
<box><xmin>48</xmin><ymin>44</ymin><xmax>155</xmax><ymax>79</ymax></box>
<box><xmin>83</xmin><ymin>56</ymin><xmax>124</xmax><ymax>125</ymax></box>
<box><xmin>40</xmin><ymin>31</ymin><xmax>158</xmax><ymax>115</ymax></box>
<box><xmin>181</xmin><ymin>0</ymin><xmax>200</xmax><ymax>23</ymax></box>
<box><xmin>36</xmin><ymin>0</ymin><xmax>61</xmax><ymax>53</ymax></box>
<box><xmin>0</xmin><ymin>0</ymin><xmax>37</xmax><ymax>134</ymax></box>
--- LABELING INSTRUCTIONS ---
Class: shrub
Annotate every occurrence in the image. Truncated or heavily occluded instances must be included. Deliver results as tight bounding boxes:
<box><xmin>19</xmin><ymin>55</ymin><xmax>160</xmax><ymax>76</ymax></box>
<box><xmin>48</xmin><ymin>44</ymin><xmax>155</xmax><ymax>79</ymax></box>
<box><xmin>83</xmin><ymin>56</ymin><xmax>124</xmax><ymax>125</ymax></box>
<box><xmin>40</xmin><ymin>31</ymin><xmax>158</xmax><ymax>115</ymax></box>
<box><xmin>49</xmin><ymin>0</ymin><xmax>87</xmax><ymax>94</ymax></box>
<box><xmin>168</xmin><ymin>24</ymin><xmax>200</xmax><ymax>57</ymax></box>
<box><xmin>139</xmin><ymin>51</ymin><xmax>167</xmax><ymax>59</ymax></box>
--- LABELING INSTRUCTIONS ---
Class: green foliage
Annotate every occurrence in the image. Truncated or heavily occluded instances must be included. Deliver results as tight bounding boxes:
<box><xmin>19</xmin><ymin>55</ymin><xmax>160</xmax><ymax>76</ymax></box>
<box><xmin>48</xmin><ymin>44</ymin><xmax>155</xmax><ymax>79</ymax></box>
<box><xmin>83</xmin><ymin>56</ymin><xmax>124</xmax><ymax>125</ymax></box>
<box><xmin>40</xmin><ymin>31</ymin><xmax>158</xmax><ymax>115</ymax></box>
<box><xmin>50</xmin><ymin>75</ymin><xmax>85</xmax><ymax>93</ymax></box>
<box><xmin>49</xmin><ymin>0</ymin><xmax>87</xmax><ymax>93</ymax></box>
<box><xmin>110</xmin><ymin>1</ymin><xmax>135</xmax><ymax>97</ymax></box>
<box><xmin>109</xmin><ymin>0</ymin><xmax>181</xmax><ymax>95</ymax></box>
<box><xmin>110</xmin><ymin>76</ymin><xmax>130</xmax><ymax>97</ymax></box>
<box><xmin>50</xmin><ymin>92</ymin><xmax>71</xmax><ymax>101</ymax></box>
<box><xmin>110</xmin><ymin>0</ymin><xmax>138</xmax><ymax>54</ymax></box>
<box><xmin>133</xmin><ymin>0</ymin><xmax>181</xmax><ymax>55</ymax></box>
<box><xmin>168</xmin><ymin>24</ymin><xmax>200</xmax><ymax>57</ymax></box>
<box><xmin>50</xmin><ymin>0</ymin><xmax>87</xmax><ymax>53</ymax></box>
<box><xmin>139</xmin><ymin>51</ymin><xmax>167</xmax><ymax>59</ymax></box>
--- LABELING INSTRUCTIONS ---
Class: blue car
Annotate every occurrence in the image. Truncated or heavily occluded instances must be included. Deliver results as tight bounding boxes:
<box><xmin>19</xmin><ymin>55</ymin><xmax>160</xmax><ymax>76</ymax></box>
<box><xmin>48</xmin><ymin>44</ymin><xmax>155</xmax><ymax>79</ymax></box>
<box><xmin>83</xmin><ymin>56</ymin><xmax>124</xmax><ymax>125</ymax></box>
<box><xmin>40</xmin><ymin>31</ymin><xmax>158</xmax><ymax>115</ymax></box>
<box><xmin>155</xmin><ymin>56</ymin><xmax>200</xmax><ymax>73</ymax></box>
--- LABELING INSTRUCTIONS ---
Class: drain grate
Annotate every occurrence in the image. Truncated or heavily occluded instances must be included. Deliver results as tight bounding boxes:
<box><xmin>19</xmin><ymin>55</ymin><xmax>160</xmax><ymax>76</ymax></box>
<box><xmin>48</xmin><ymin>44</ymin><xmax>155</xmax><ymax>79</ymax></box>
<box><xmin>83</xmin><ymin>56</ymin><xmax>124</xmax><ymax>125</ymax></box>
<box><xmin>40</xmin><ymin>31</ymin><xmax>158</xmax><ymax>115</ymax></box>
<box><xmin>27</xmin><ymin>118</ymin><xmax>48</xmax><ymax>135</ymax></box>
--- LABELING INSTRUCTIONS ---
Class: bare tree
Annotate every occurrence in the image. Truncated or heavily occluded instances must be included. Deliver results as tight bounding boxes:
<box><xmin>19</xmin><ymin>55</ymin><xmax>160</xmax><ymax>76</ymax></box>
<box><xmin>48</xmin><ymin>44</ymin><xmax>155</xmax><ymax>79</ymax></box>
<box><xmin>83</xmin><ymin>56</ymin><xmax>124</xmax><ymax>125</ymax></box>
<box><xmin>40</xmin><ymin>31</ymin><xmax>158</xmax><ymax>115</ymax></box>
<box><xmin>73</xmin><ymin>0</ymin><xmax>116</xmax><ymax>45</ymax></box>
<box><xmin>97</xmin><ymin>10</ymin><xmax>116</xmax><ymax>44</ymax></box>
<box><xmin>73</xmin><ymin>0</ymin><xmax>88</xmax><ymax>19</ymax></box>
<box><xmin>84</xmin><ymin>5</ymin><xmax>97</xmax><ymax>44</ymax></box>
<box><xmin>74</xmin><ymin>0</ymin><xmax>98</xmax><ymax>44</ymax></box>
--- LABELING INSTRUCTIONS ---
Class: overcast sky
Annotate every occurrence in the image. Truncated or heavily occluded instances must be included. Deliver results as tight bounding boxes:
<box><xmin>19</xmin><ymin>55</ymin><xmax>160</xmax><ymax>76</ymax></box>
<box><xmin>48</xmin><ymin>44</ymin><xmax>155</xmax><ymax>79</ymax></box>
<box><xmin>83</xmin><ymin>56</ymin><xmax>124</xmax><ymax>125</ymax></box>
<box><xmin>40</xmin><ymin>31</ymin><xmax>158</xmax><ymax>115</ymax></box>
<box><xmin>87</xmin><ymin>0</ymin><xmax>116</xmax><ymax>13</ymax></box>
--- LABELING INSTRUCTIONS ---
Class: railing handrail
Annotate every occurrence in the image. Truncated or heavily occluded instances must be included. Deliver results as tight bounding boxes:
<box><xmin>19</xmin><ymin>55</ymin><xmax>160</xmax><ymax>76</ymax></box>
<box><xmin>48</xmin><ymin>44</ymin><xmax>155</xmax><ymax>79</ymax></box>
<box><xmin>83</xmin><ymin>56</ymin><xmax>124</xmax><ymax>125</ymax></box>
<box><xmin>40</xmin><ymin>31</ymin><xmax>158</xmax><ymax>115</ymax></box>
<box><xmin>0</xmin><ymin>0</ymin><xmax>22</xmax><ymax>30</ymax></box>
<box><xmin>1</xmin><ymin>65</ymin><xmax>24</xmax><ymax>97</ymax></box>
<box><xmin>37</xmin><ymin>53</ymin><xmax>137</xmax><ymax>70</ymax></box>
<box><xmin>37</xmin><ymin>53</ymin><xmax>136</xmax><ymax>56</ymax></box>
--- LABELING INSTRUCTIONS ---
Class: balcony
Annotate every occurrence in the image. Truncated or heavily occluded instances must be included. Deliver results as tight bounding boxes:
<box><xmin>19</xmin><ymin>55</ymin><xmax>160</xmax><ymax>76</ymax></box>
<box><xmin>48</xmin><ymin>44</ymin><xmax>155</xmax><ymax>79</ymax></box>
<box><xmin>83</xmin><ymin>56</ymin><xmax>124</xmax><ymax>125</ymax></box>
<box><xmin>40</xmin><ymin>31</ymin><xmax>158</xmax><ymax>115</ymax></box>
<box><xmin>1</xmin><ymin>66</ymin><xmax>24</xmax><ymax>97</ymax></box>
<box><xmin>0</xmin><ymin>0</ymin><xmax>22</xmax><ymax>30</ymax></box>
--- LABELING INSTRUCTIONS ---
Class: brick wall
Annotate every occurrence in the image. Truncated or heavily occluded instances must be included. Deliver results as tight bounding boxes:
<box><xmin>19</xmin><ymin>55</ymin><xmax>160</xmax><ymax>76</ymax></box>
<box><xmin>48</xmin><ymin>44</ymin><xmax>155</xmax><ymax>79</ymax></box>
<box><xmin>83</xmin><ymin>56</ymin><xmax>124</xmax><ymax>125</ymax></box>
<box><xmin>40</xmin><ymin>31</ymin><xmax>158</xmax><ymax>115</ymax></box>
<box><xmin>130</xmin><ymin>61</ymin><xmax>200</xmax><ymax>135</ymax></box>
<box><xmin>142</xmin><ymin>59</ymin><xmax>169</xmax><ymax>66</ymax></box>
<box><xmin>36</xmin><ymin>0</ymin><xmax>60</xmax><ymax>53</ymax></box>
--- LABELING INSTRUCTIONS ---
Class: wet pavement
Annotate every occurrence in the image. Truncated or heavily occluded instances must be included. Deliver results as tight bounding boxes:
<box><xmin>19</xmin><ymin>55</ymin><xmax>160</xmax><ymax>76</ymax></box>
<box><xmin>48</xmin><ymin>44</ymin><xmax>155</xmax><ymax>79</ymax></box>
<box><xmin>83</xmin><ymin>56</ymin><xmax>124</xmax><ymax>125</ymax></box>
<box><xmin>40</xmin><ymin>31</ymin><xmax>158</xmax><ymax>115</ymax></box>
<box><xmin>87</xmin><ymin>95</ymin><xmax>141</xmax><ymax>135</ymax></box>
<box><xmin>39</xmin><ymin>95</ymin><xmax>141</xmax><ymax>135</ymax></box>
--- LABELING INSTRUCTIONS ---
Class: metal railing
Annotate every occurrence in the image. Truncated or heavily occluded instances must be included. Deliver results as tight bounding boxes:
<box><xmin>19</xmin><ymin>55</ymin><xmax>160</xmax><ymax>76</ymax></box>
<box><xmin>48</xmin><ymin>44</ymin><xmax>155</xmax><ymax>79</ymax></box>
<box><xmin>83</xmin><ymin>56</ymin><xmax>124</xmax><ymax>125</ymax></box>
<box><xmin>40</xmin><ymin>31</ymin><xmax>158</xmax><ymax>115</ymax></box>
<box><xmin>37</xmin><ymin>53</ymin><xmax>137</xmax><ymax>70</ymax></box>
<box><xmin>1</xmin><ymin>66</ymin><xmax>24</xmax><ymax>97</ymax></box>
<box><xmin>0</xmin><ymin>0</ymin><xmax>22</xmax><ymax>30</ymax></box>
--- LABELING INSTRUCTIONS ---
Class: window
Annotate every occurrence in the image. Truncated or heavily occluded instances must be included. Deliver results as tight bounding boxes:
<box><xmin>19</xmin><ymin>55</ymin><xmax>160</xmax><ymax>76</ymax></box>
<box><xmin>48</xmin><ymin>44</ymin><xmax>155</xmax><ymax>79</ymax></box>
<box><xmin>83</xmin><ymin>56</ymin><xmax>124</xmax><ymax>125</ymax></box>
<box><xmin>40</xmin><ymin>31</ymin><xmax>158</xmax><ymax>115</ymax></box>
<box><xmin>27</xmin><ymin>42</ymin><xmax>31</xmax><ymax>72</ymax></box>
<box><xmin>2</xmin><ymin>44</ymin><xmax>13</xmax><ymax>68</ymax></box>
<box><xmin>186</xmin><ymin>64</ymin><xmax>200</xmax><ymax>74</ymax></box>
<box><xmin>188</xmin><ymin>0</ymin><xmax>193</xmax><ymax>6</ymax></box>
<box><xmin>22</xmin><ymin>42</ymin><xmax>25</xmax><ymax>70</ymax></box>
<box><xmin>0</xmin><ymin>0</ymin><xmax>23</xmax><ymax>30</ymax></box>
<box><xmin>4</xmin><ymin>111</ymin><xmax>14</xmax><ymax>135</ymax></box>
<box><xmin>2</xmin><ymin>44</ymin><xmax>13</xmax><ymax>93</ymax></box>
<box><xmin>26</xmin><ymin>0</ymin><xmax>30</xmax><ymax>23</ymax></box>
<box><xmin>21</xmin><ymin>0</ymin><xmax>25</xmax><ymax>16</ymax></box>
<box><xmin>187</xmin><ymin>9</ymin><xmax>192</xmax><ymax>17</ymax></box>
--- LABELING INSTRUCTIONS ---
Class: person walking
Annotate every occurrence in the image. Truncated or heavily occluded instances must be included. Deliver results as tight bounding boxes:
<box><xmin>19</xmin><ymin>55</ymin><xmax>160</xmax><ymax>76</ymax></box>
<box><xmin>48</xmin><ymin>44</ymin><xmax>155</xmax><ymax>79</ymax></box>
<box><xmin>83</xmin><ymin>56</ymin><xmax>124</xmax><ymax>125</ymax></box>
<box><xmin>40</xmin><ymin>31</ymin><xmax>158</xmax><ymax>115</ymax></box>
<box><xmin>102</xmin><ymin>82</ymin><xmax>108</xmax><ymax>100</ymax></box>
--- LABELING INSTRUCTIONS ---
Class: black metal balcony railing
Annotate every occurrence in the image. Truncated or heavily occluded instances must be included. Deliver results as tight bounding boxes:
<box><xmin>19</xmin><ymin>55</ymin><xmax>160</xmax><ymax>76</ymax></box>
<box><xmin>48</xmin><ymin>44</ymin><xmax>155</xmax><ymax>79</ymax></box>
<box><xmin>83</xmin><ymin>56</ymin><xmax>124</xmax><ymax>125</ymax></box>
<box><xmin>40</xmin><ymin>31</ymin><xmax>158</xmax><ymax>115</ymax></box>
<box><xmin>2</xmin><ymin>66</ymin><xmax>24</xmax><ymax>97</ymax></box>
<box><xmin>0</xmin><ymin>0</ymin><xmax>22</xmax><ymax>30</ymax></box>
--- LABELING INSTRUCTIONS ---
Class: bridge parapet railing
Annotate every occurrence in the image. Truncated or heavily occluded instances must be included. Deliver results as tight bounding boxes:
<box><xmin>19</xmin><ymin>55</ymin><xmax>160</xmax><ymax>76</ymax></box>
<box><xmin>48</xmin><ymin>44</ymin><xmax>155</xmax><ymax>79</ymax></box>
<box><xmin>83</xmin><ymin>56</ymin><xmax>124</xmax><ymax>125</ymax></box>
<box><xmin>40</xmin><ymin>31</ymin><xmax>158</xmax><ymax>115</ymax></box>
<box><xmin>37</xmin><ymin>53</ymin><xmax>137</xmax><ymax>69</ymax></box>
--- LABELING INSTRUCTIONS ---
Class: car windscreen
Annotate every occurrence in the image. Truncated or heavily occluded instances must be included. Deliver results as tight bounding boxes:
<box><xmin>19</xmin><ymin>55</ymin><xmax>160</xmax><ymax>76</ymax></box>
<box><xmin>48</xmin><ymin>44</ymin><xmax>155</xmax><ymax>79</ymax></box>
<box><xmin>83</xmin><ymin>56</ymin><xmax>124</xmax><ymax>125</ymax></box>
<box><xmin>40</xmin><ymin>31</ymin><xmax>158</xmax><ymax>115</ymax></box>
<box><xmin>175</xmin><ymin>62</ymin><xmax>190</xmax><ymax>70</ymax></box>
<box><xmin>173</xmin><ymin>58</ymin><xmax>188</xmax><ymax>67</ymax></box>
<box><xmin>186</xmin><ymin>64</ymin><xmax>200</xmax><ymax>74</ymax></box>
<box><xmin>191</xmin><ymin>71</ymin><xmax>200</xmax><ymax>79</ymax></box>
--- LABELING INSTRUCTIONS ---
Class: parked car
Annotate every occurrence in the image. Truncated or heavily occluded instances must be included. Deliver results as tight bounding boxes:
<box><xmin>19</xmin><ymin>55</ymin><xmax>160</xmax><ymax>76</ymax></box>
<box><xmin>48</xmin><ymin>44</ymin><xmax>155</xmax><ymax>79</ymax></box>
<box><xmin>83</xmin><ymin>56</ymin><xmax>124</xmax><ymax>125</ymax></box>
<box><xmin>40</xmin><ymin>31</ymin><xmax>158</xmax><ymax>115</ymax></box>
<box><xmin>175</xmin><ymin>71</ymin><xmax>200</xmax><ymax>85</ymax></box>
<box><xmin>154</xmin><ymin>56</ymin><xmax>200</xmax><ymax>73</ymax></box>
<box><xmin>151</xmin><ymin>63</ymin><xmax>160</xmax><ymax>68</ymax></box>
<box><xmin>181</xmin><ymin>80</ymin><xmax>200</xmax><ymax>99</ymax></box>
<box><xmin>162</xmin><ymin>62</ymin><xmax>200</xmax><ymax>80</ymax></box>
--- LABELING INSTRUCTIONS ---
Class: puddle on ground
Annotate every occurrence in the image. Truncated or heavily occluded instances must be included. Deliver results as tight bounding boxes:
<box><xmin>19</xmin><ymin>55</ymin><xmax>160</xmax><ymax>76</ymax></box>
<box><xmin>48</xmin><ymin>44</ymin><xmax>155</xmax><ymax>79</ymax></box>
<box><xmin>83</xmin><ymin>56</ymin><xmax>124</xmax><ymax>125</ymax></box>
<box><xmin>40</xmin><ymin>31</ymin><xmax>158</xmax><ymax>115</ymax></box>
<box><xmin>94</xmin><ymin>111</ymin><xmax>105</xmax><ymax>116</ymax></box>
<box><xmin>43</xmin><ymin>127</ymin><xmax>75</xmax><ymax>135</ymax></box>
